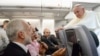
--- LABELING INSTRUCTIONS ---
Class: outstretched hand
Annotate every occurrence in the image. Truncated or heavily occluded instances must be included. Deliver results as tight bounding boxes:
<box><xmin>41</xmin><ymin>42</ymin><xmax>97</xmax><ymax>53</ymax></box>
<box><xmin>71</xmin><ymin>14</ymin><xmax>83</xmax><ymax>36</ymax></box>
<box><xmin>55</xmin><ymin>27</ymin><xmax>64</xmax><ymax>32</ymax></box>
<box><xmin>52</xmin><ymin>48</ymin><xmax>67</xmax><ymax>56</ymax></box>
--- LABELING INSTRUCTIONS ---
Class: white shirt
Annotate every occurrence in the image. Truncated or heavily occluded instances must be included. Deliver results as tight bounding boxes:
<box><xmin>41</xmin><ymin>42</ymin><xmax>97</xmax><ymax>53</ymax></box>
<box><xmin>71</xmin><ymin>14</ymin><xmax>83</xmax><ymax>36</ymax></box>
<box><xmin>14</xmin><ymin>42</ymin><xmax>28</xmax><ymax>53</ymax></box>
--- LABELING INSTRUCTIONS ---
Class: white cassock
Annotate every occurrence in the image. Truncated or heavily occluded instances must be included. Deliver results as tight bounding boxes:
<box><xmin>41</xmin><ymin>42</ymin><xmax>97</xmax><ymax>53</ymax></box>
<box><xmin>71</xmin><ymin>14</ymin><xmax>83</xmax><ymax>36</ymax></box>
<box><xmin>64</xmin><ymin>11</ymin><xmax>100</xmax><ymax>56</ymax></box>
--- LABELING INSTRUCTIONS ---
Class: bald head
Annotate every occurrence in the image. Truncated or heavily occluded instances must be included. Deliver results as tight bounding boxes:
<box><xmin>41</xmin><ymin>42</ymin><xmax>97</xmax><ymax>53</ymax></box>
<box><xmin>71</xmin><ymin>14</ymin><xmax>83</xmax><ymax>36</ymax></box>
<box><xmin>73</xmin><ymin>4</ymin><xmax>85</xmax><ymax>18</ymax></box>
<box><xmin>6</xmin><ymin>19</ymin><xmax>32</xmax><ymax>45</ymax></box>
<box><xmin>6</xmin><ymin>19</ymin><xmax>26</xmax><ymax>39</ymax></box>
<box><xmin>43</xmin><ymin>28</ymin><xmax>50</xmax><ymax>37</ymax></box>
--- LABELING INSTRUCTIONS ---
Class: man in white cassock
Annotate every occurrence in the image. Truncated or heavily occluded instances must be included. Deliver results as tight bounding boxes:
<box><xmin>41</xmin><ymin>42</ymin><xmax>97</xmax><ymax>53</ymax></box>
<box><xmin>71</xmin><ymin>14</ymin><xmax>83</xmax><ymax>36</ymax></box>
<box><xmin>64</xmin><ymin>4</ymin><xmax>100</xmax><ymax>56</ymax></box>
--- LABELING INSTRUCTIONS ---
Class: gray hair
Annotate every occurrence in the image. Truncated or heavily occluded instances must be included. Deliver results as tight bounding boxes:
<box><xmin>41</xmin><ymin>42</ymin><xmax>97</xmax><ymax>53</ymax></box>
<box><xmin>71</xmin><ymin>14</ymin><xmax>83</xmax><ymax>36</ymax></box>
<box><xmin>0</xmin><ymin>28</ymin><xmax>9</xmax><ymax>52</ymax></box>
<box><xmin>6</xmin><ymin>19</ymin><xmax>26</xmax><ymax>41</ymax></box>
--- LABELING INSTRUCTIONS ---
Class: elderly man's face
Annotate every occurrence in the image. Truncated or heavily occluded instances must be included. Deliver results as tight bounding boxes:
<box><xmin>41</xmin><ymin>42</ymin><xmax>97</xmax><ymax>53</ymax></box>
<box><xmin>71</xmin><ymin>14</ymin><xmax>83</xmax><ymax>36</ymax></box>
<box><xmin>73</xmin><ymin>7</ymin><xmax>84</xmax><ymax>18</ymax></box>
<box><xmin>44</xmin><ymin>29</ymin><xmax>50</xmax><ymax>37</ymax></box>
<box><xmin>23</xmin><ymin>22</ymin><xmax>33</xmax><ymax>45</ymax></box>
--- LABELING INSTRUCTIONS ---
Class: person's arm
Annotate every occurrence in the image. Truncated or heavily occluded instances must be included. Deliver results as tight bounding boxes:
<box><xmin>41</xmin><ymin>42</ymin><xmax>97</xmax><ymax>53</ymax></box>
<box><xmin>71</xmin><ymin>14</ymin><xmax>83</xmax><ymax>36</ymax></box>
<box><xmin>39</xmin><ymin>42</ymin><xmax>48</xmax><ymax>56</ymax></box>
<box><xmin>51</xmin><ymin>48</ymin><xmax>67</xmax><ymax>56</ymax></box>
<box><xmin>64</xmin><ymin>18</ymin><xmax>79</xmax><ymax>29</ymax></box>
<box><xmin>50</xmin><ymin>35</ymin><xmax>59</xmax><ymax>45</ymax></box>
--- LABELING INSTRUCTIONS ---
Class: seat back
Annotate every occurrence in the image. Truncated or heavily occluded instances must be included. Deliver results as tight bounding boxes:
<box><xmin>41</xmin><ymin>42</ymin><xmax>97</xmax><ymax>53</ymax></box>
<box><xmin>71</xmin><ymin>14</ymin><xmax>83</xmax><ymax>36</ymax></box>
<box><xmin>56</xmin><ymin>25</ymin><xmax>98</xmax><ymax>56</ymax></box>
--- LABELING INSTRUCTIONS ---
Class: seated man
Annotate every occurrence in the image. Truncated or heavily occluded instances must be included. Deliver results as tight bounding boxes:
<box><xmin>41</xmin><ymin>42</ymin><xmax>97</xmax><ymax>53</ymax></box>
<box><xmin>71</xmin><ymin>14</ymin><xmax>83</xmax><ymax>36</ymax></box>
<box><xmin>2</xmin><ymin>19</ymin><xmax>33</xmax><ymax>56</ymax></box>
<box><xmin>41</xmin><ymin>28</ymin><xmax>59</xmax><ymax>55</ymax></box>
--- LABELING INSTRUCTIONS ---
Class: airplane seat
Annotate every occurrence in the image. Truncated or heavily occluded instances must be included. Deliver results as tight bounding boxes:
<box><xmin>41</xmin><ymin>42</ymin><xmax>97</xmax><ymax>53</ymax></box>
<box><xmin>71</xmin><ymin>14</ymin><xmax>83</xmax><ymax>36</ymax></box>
<box><xmin>56</xmin><ymin>25</ymin><xmax>98</xmax><ymax>56</ymax></box>
<box><xmin>90</xmin><ymin>31</ymin><xmax>99</xmax><ymax>47</ymax></box>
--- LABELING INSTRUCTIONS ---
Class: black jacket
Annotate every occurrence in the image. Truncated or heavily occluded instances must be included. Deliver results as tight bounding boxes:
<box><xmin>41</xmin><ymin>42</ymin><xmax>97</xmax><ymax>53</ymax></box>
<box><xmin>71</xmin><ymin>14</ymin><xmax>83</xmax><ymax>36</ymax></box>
<box><xmin>41</xmin><ymin>35</ymin><xmax>59</xmax><ymax>55</ymax></box>
<box><xmin>2</xmin><ymin>42</ymin><xmax>31</xmax><ymax>56</ymax></box>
